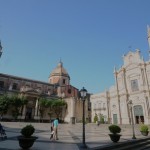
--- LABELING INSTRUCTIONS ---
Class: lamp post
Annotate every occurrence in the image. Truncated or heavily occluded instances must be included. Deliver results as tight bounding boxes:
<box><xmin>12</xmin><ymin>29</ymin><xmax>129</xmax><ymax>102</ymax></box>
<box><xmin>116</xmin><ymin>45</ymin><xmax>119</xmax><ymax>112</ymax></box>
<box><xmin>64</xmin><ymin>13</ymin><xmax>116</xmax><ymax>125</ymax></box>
<box><xmin>80</xmin><ymin>87</ymin><xmax>87</xmax><ymax>149</ymax></box>
<box><xmin>128</xmin><ymin>100</ymin><xmax>136</xmax><ymax>139</ymax></box>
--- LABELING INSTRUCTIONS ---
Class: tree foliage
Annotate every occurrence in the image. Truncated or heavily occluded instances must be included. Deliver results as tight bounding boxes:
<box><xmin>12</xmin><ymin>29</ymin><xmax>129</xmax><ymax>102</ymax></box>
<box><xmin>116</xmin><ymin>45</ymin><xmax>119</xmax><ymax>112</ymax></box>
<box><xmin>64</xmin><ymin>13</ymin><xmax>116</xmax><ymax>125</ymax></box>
<box><xmin>94</xmin><ymin>114</ymin><xmax>98</xmax><ymax>123</ymax></box>
<box><xmin>0</xmin><ymin>94</ymin><xmax>10</xmax><ymax>117</ymax></box>
<box><xmin>109</xmin><ymin>125</ymin><xmax>121</xmax><ymax>134</ymax></box>
<box><xmin>46</xmin><ymin>100</ymin><xmax>53</xmax><ymax>121</ymax></box>
<box><xmin>39</xmin><ymin>98</ymin><xmax>49</xmax><ymax>122</ymax></box>
<box><xmin>10</xmin><ymin>94</ymin><xmax>27</xmax><ymax>120</ymax></box>
<box><xmin>38</xmin><ymin>97</ymin><xmax>67</xmax><ymax>121</ymax></box>
<box><xmin>100</xmin><ymin>114</ymin><xmax>105</xmax><ymax>123</ymax></box>
<box><xmin>52</xmin><ymin>99</ymin><xmax>67</xmax><ymax>119</ymax></box>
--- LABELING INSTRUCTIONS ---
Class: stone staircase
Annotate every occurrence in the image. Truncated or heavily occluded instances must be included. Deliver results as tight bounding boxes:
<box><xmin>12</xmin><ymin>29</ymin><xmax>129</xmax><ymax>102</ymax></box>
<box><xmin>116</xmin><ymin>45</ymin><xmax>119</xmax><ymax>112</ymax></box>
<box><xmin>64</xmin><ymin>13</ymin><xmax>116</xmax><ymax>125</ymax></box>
<box><xmin>91</xmin><ymin>137</ymin><xmax>150</xmax><ymax>150</ymax></box>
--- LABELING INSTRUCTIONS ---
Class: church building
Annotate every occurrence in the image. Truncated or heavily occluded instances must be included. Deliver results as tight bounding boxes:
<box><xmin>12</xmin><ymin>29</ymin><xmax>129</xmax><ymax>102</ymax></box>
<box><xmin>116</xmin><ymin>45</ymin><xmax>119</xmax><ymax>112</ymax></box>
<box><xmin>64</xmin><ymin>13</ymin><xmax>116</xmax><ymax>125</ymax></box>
<box><xmin>90</xmin><ymin>26</ymin><xmax>150</xmax><ymax>125</ymax></box>
<box><xmin>0</xmin><ymin>58</ymin><xmax>90</xmax><ymax>123</ymax></box>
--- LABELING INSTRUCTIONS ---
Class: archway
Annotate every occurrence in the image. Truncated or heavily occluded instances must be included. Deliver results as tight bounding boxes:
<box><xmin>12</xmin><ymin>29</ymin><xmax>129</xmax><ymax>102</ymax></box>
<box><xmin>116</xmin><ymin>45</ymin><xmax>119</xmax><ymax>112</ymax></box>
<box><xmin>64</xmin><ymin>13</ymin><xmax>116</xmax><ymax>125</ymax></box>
<box><xmin>25</xmin><ymin>107</ymin><xmax>32</xmax><ymax>120</ymax></box>
<box><xmin>133</xmin><ymin>105</ymin><xmax>144</xmax><ymax>124</ymax></box>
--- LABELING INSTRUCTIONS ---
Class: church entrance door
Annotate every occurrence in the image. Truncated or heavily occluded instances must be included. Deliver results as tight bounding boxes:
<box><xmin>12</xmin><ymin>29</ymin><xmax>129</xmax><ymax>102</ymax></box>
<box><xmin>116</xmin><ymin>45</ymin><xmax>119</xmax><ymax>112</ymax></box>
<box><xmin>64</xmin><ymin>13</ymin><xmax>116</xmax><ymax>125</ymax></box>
<box><xmin>133</xmin><ymin>105</ymin><xmax>144</xmax><ymax>124</ymax></box>
<box><xmin>113</xmin><ymin>114</ymin><xmax>118</xmax><ymax>124</ymax></box>
<box><xmin>25</xmin><ymin>107</ymin><xmax>33</xmax><ymax>120</ymax></box>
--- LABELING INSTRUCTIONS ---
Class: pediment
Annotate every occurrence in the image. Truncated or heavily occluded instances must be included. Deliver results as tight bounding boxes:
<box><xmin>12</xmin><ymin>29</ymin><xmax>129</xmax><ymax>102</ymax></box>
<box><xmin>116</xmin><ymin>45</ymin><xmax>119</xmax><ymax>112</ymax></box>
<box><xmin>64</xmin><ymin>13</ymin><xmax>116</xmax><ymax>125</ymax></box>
<box><xmin>25</xmin><ymin>88</ymin><xmax>42</xmax><ymax>94</ymax></box>
<box><xmin>123</xmin><ymin>50</ymin><xmax>143</xmax><ymax>66</ymax></box>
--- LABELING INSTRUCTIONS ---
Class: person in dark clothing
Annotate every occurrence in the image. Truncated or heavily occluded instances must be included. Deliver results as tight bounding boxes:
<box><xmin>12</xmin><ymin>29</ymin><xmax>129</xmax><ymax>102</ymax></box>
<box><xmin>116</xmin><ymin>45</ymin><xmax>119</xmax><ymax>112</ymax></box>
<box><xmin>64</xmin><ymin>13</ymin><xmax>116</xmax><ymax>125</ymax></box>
<box><xmin>0</xmin><ymin>123</ymin><xmax>7</xmax><ymax>138</ymax></box>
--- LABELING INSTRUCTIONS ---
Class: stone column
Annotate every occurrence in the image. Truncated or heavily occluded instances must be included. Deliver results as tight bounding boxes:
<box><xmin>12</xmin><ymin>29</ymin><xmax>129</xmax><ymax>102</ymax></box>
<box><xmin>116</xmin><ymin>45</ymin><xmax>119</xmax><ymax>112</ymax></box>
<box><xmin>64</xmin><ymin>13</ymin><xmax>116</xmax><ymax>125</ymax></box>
<box><xmin>21</xmin><ymin>105</ymin><xmax>26</xmax><ymax>119</ymax></box>
<box><xmin>114</xmin><ymin>70</ymin><xmax>122</xmax><ymax>124</ymax></box>
<box><xmin>122</xmin><ymin>68</ymin><xmax>130</xmax><ymax>124</ymax></box>
<box><xmin>140</xmin><ymin>67</ymin><xmax>146</xmax><ymax>87</ymax></box>
<box><xmin>106</xmin><ymin>90</ymin><xmax>110</xmax><ymax>123</ymax></box>
<box><xmin>143</xmin><ymin>64</ymin><xmax>150</xmax><ymax>123</ymax></box>
<box><xmin>70</xmin><ymin>97</ymin><xmax>76</xmax><ymax>124</ymax></box>
<box><xmin>144</xmin><ymin>64</ymin><xmax>150</xmax><ymax>98</ymax></box>
<box><xmin>34</xmin><ymin>98</ymin><xmax>40</xmax><ymax>120</ymax></box>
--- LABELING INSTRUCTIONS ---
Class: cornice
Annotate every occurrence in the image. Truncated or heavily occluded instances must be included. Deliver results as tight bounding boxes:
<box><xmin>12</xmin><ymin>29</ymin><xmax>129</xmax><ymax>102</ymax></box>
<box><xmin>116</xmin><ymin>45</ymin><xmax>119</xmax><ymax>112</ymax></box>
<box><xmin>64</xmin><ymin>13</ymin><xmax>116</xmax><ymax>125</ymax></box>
<box><xmin>0</xmin><ymin>73</ymin><xmax>53</xmax><ymax>86</ymax></box>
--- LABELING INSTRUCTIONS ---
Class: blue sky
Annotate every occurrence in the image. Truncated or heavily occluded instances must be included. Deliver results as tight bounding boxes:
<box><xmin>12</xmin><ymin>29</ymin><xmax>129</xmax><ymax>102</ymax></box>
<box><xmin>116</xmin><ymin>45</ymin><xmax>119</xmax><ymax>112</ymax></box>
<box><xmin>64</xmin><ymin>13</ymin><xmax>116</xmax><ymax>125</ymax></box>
<box><xmin>0</xmin><ymin>0</ymin><xmax>150</xmax><ymax>94</ymax></box>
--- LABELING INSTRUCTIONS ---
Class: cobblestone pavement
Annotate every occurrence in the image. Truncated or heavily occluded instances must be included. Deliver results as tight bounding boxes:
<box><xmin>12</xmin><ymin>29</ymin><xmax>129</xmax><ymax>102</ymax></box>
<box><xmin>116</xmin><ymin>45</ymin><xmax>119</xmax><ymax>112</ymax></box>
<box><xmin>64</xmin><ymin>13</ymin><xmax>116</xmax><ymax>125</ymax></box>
<box><xmin>0</xmin><ymin>122</ymin><xmax>144</xmax><ymax>150</ymax></box>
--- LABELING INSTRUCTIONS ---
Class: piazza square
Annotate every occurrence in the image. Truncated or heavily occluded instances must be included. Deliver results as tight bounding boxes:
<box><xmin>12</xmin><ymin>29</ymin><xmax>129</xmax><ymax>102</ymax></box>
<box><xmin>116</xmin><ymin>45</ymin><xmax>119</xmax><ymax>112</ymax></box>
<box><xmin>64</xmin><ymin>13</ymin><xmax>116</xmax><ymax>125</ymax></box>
<box><xmin>0</xmin><ymin>26</ymin><xmax>150</xmax><ymax>150</ymax></box>
<box><xmin>1</xmin><ymin>1</ymin><xmax>150</xmax><ymax>150</ymax></box>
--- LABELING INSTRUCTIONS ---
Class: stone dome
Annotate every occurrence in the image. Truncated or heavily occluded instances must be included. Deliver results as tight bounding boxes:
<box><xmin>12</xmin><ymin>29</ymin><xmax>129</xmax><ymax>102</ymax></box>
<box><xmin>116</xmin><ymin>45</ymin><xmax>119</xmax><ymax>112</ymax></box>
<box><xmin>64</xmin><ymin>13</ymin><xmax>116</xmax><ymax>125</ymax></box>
<box><xmin>50</xmin><ymin>61</ymin><xmax>70</xmax><ymax>79</ymax></box>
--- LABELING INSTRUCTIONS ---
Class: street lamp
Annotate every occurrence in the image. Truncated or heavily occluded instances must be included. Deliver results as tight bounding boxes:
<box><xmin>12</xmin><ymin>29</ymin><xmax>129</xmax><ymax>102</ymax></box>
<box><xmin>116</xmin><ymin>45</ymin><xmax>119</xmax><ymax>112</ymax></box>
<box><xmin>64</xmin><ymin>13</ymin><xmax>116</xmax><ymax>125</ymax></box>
<box><xmin>128</xmin><ymin>100</ymin><xmax>136</xmax><ymax>139</ymax></box>
<box><xmin>80</xmin><ymin>87</ymin><xmax>87</xmax><ymax>149</ymax></box>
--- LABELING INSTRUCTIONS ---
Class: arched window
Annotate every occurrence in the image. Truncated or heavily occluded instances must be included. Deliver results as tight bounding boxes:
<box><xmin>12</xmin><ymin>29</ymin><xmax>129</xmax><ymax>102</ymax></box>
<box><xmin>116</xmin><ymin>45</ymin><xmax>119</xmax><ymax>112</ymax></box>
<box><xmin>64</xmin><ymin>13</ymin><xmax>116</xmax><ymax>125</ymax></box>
<box><xmin>12</xmin><ymin>83</ymin><xmax>18</xmax><ymax>90</ymax></box>
<box><xmin>0</xmin><ymin>81</ymin><xmax>4</xmax><ymax>89</ymax></box>
<box><xmin>63</xmin><ymin>79</ymin><xmax>66</xmax><ymax>84</ymax></box>
<box><xmin>68</xmin><ymin>89</ymin><xmax>71</xmax><ymax>94</ymax></box>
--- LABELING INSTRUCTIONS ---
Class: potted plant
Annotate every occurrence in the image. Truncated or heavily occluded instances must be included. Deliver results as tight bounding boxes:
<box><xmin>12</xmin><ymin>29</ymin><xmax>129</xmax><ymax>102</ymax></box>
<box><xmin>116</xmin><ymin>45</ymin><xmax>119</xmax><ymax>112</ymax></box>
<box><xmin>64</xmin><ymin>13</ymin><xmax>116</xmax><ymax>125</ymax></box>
<box><xmin>17</xmin><ymin>124</ymin><xmax>38</xmax><ymax>149</ymax></box>
<box><xmin>140</xmin><ymin>124</ymin><xmax>149</xmax><ymax>136</ymax></box>
<box><xmin>94</xmin><ymin>114</ymin><xmax>98</xmax><ymax>123</ymax></box>
<box><xmin>108</xmin><ymin>124</ymin><xmax>121</xmax><ymax>143</ymax></box>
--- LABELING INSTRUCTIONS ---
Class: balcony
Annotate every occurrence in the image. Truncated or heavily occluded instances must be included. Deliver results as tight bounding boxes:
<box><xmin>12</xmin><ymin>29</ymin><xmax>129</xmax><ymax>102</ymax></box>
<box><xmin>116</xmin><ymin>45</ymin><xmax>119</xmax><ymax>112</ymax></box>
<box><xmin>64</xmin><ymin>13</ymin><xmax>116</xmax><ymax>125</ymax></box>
<box><xmin>94</xmin><ymin>107</ymin><xmax>106</xmax><ymax>111</ymax></box>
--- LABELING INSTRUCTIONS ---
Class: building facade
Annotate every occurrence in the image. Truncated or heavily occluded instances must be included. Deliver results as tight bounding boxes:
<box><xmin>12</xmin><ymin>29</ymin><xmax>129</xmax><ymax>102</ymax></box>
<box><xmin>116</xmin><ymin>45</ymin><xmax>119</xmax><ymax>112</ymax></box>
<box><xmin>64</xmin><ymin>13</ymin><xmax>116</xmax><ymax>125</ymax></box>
<box><xmin>0</xmin><ymin>61</ymin><xmax>90</xmax><ymax>123</ymax></box>
<box><xmin>91</xmin><ymin>26</ymin><xmax>150</xmax><ymax>125</ymax></box>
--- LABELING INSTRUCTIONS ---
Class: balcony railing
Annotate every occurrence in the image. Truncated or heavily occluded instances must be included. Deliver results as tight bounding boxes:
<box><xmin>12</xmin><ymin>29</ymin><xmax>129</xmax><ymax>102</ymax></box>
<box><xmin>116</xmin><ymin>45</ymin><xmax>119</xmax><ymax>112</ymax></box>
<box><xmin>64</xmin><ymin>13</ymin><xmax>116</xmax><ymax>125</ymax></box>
<box><xmin>20</xmin><ymin>86</ymin><xmax>42</xmax><ymax>93</ymax></box>
<box><xmin>94</xmin><ymin>107</ymin><xmax>106</xmax><ymax>111</ymax></box>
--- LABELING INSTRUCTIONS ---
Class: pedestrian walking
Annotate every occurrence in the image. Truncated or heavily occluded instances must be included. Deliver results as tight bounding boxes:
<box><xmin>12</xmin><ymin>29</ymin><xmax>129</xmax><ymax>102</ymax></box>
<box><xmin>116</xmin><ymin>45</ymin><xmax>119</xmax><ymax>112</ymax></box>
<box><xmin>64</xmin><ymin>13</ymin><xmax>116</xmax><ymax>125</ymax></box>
<box><xmin>53</xmin><ymin>118</ymin><xmax>59</xmax><ymax>140</ymax></box>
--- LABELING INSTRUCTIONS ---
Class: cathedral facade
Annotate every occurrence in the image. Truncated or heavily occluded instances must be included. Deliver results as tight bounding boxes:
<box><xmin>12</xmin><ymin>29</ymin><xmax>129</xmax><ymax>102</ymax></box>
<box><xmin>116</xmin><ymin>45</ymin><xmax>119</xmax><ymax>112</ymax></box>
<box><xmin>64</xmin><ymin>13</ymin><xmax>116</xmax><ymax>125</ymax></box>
<box><xmin>0</xmin><ymin>60</ymin><xmax>90</xmax><ymax>123</ymax></box>
<box><xmin>91</xmin><ymin>26</ymin><xmax>150</xmax><ymax>125</ymax></box>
